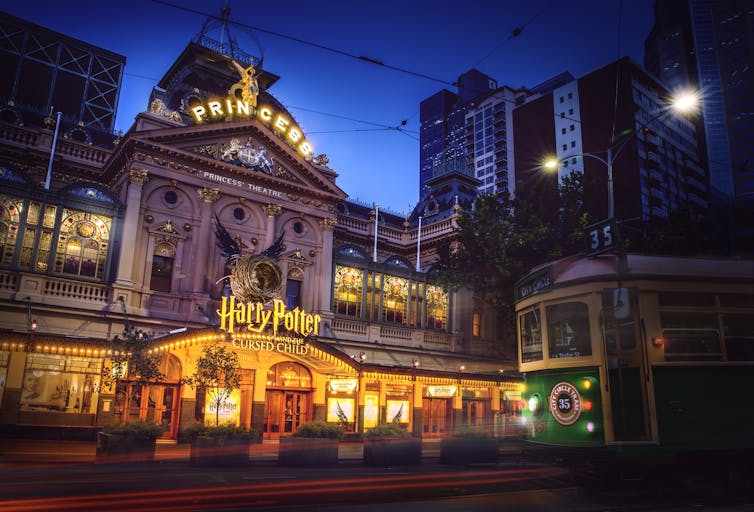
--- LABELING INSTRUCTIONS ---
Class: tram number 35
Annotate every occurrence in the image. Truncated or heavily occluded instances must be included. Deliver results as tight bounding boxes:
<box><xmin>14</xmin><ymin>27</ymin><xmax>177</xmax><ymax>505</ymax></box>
<box><xmin>586</xmin><ymin>218</ymin><xmax>617</xmax><ymax>255</ymax></box>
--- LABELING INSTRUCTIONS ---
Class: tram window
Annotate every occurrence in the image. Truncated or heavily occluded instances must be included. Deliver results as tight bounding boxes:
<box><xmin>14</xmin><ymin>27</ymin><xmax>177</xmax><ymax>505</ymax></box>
<box><xmin>719</xmin><ymin>294</ymin><xmax>754</xmax><ymax>308</ymax></box>
<box><xmin>520</xmin><ymin>310</ymin><xmax>542</xmax><ymax>362</ymax></box>
<box><xmin>546</xmin><ymin>302</ymin><xmax>591</xmax><ymax>359</ymax></box>
<box><xmin>723</xmin><ymin>314</ymin><xmax>754</xmax><ymax>361</ymax></box>
<box><xmin>659</xmin><ymin>292</ymin><xmax>714</xmax><ymax>307</ymax></box>
<box><xmin>660</xmin><ymin>313</ymin><xmax>717</xmax><ymax>330</ymax></box>
<box><xmin>662</xmin><ymin>329</ymin><xmax>721</xmax><ymax>360</ymax></box>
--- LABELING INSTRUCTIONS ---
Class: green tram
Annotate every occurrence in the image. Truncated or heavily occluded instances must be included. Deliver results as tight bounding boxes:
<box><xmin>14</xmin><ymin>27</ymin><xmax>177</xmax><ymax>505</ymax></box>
<box><xmin>514</xmin><ymin>253</ymin><xmax>754</xmax><ymax>463</ymax></box>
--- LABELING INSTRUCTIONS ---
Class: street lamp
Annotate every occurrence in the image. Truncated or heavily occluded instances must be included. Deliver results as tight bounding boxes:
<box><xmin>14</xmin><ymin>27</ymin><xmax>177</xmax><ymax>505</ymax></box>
<box><xmin>544</xmin><ymin>91</ymin><xmax>699</xmax><ymax>220</ymax></box>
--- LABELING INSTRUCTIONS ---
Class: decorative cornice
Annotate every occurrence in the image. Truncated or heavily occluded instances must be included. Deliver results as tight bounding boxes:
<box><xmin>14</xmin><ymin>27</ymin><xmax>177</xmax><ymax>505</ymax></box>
<box><xmin>129</xmin><ymin>169</ymin><xmax>149</xmax><ymax>184</ymax></box>
<box><xmin>196</xmin><ymin>187</ymin><xmax>220</xmax><ymax>204</ymax></box>
<box><xmin>318</xmin><ymin>217</ymin><xmax>337</xmax><ymax>231</ymax></box>
<box><xmin>264</xmin><ymin>203</ymin><xmax>282</xmax><ymax>218</ymax></box>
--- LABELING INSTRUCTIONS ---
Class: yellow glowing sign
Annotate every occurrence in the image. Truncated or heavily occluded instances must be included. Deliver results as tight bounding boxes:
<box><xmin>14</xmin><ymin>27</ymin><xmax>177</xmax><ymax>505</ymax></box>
<box><xmin>191</xmin><ymin>100</ymin><xmax>312</xmax><ymax>156</ymax></box>
<box><xmin>363</xmin><ymin>393</ymin><xmax>379</xmax><ymax>429</ymax></box>
<box><xmin>327</xmin><ymin>398</ymin><xmax>355</xmax><ymax>423</ymax></box>
<box><xmin>386</xmin><ymin>399</ymin><xmax>409</xmax><ymax>424</ymax></box>
<box><xmin>231</xmin><ymin>335</ymin><xmax>309</xmax><ymax>355</ymax></box>
<box><xmin>204</xmin><ymin>388</ymin><xmax>241</xmax><ymax>426</ymax></box>
<box><xmin>218</xmin><ymin>297</ymin><xmax>321</xmax><ymax>337</ymax></box>
<box><xmin>427</xmin><ymin>385</ymin><xmax>457</xmax><ymax>397</ymax></box>
<box><xmin>329</xmin><ymin>378</ymin><xmax>358</xmax><ymax>393</ymax></box>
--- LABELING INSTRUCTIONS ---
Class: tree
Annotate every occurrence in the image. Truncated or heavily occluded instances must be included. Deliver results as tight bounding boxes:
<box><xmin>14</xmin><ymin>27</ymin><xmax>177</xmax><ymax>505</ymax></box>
<box><xmin>434</xmin><ymin>178</ymin><xmax>589</xmax><ymax>342</ymax></box>
<box><xmin>182</xmin><ymin>342</ymin><xmax>242</xmax><ymax>427</ymax></box>
<box><xmin>102</xmin><ymin>298</ymin><xmax>165</xmax><ymax>388</ymax></box>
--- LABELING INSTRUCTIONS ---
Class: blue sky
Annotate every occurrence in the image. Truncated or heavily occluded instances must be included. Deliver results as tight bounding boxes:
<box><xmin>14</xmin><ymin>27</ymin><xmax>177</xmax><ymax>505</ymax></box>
<box><xmin>4</xmin><ymin>0</ymin><xmax>655</xmax><ymax>215</ymax></box>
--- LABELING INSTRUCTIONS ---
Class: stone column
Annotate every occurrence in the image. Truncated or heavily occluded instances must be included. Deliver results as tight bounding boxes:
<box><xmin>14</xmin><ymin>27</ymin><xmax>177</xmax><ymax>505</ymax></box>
<box><xmin>317</xmin><ymin>217</ymin><xmax>336</xmax><ymax>316</ymax></box>
<box><xmin>192</xmin><ymin>187</ymin><xmax>219</xmax><ymax>293</ymax></box>
<box><xmin>115</xmin><ymin>169</ymin><xmax>148</xmax><ymax>286</ymax></box>
<box><xmin>263</xmin><ymin>204</ymin><xmax>282</xmax><ymax>247</ymax></box>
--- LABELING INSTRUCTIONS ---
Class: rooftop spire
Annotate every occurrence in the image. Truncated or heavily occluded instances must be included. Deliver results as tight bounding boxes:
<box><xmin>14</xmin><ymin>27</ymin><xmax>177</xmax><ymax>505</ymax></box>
<box><xmin>193</xmin><ymin>3</ymin><xmax>264</xmax><ymax>67</ymax></box>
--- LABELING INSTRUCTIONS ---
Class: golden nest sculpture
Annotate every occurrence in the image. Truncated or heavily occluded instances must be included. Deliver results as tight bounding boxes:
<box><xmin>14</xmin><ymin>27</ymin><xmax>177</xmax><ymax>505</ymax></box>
<box><xmin>230</xmin><ymin>254</ymin><xmax>283</xmax><ymax>303</ymax></box>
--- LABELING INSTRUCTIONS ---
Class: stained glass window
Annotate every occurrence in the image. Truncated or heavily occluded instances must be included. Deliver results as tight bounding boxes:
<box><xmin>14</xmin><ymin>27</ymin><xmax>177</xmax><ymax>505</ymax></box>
<box><xmin>55</xmin><ymin>209</ymin><xmax>111</xmax><ymax>280</ymax></box>
<box><xmin>382</xmin><ymin>276</ymin><xmax>408</xmax><ymax>324</ymax></box>
<box><xmin>334</xmin><ymin>265</ymin><xmax>363</xmax><ymax>317</ymax></box>
<box><xmin>0</xmin><ymin>194</ymin><xmax>22</xmax><ymax>266</ymax></box>
<box><xmin>426</xmin><ymin>284</ymin><xmax>447</xmax><ymax>330</ymax></box>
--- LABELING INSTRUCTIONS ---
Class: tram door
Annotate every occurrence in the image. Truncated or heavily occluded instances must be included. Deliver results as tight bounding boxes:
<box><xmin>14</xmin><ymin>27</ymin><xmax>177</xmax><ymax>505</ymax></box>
<box><xmin>603</xmin><ymin>288</ymin><xmax>650</xmax><ymax>441</ymax></box>
<box><xmin>422</xmin><ymin>397</ymin><xmax>452</xmax><ymax>437</ymax></box>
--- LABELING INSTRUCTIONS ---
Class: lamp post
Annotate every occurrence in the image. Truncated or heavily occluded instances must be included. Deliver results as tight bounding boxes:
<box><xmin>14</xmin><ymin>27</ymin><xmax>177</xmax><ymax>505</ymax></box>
<box><xmin>544</xmin><ymin>91</ymin><xmax>699</xmax><ymax>220</ymax></box>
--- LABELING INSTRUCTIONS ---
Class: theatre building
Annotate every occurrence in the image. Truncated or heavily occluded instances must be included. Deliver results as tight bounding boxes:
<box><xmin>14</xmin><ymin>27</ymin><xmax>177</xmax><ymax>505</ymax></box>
<box><xmin>0</xmin><ymin>11</ymin><xmax>522</xmax><ymax>441</ymax></box>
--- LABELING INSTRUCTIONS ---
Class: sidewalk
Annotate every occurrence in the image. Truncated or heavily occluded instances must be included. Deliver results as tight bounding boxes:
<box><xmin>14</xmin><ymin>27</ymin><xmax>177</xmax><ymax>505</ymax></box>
<box><xmin>0</xmin><ymin>437</ymin><xmax>524</xmax><ymax>466</ymax></box>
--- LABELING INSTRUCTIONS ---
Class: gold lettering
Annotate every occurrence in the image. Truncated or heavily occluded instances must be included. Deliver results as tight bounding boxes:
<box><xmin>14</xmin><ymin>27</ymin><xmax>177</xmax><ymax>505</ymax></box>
<box><xmin>259</xmin><ymin>107</ymin><xmax>273</xmax><ymax>122</ymax></box>
<box><xmin>208</xmin><ymin>101</ymin><xmax>223</xmax><ymax>117</ymax></box>
<box><xmin>299</xmin><ymin>142</ymin><xmax>313</xmax><ymax>156</ymax></box>
<box><xmin>191</xmin><ymin>105</ymin><xmax>207</xmax><ymax>122</ymax></box>
<box><xmin>288</xmin><ymin>128</ymin><xmax>301</xmax><ymax>143</ymax></box>
<box><xmin>274</xmin><ymin>115</ymin><xmax>289</xmax><ymax>132</ymax></box>
<box><xmin>236</xmin><ymin>100</ymin><xmax>250</xmax><ymax>116</ymax></box>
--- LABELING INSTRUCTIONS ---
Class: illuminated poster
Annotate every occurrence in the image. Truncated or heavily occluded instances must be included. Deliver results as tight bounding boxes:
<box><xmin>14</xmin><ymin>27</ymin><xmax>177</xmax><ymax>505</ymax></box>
<box><xmin>204</xmin><ymin>388</ymin><xmax>241</xmax><ymax>426</ymax></box>
<box><xmin>326</xmin><ymin>398</ymin><xmax>355</xmax><ymax>423</ymax></box>
<box><xmin>363</xmin><ymin>393</ymin><xmax>379</xmax><ymax>429</ymax></box>
<box><xmin>386</xmin><ymin>399</ymin><xmax>409</xmax><ymax>424</ymax></box>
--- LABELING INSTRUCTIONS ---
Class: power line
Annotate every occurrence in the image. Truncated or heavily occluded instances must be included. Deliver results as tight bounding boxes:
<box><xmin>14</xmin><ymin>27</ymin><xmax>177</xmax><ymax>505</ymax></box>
<box><xmin>152</xmin><ymin>0</ymin><xmax>456</xmax><ymax>87</ymax></box>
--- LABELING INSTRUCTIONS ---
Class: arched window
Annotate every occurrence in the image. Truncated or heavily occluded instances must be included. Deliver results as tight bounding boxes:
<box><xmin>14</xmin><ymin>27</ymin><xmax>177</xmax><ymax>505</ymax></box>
<box><xmin>55</xmin><ymin>209</ymin><xmax>111</xmax><ymax>280</ymax></box>
<box><xmin>266</xmin><ymin>361</ymin><xmax>312</xmax><ymax>388</ymax></box>
<box><xmin>0</xmin><ymin>194</ymin><xmax>22</xmax><ymax>266</ymax></box>
<box><xmin>286</xmin><ymin>268</ymin><xmax>303</xmax><ymax>310</ymax></box>
<box><xmin>334</xmin><ymin>265</ymin><xmax>363</xmax><ymax>317</ymax></box>
<box><xmin>382</xmin><ymin>276</ymin><xmax>408</xmax><ymax>324</ymax></box>
<box><xmin>426</xmin><ymin>285</ymin><xmax>448</xmax><ymax>330</ymax></box>
<box><xmin>151</xmin><ymin>242</ymin><xmax>176</xmax><ymax>293</ymax></box>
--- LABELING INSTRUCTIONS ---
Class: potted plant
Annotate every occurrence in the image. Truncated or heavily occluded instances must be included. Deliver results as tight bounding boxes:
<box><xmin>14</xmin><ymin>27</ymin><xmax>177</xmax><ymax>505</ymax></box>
<box><xmin>182</xmin><ymin>342</ymin><xmax>252</xmax><ymax>466</ymax></box>
<box><xmin>279</xmin><ymin>421</ymin><xmax>344</xmax><ymax>467</ymax></box>
<box><xmin>96</xmin><ymin>419</ymin><xmax>166</xmax><ymax>463</ymax></box>
<box><xmin>363</xmin><ymin>423</ymin><xmax>421</xmax><ymax>466</ymax></box>
<box><xmin>440</xmin><ymin>426</ymin><xmax>499</xmax><ymax>465</ymax></box>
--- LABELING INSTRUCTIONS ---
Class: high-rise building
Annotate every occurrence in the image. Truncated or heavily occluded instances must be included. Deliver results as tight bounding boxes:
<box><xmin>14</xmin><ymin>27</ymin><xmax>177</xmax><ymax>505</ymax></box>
<box><xmin>644</xmin><ymin>0</ymin><xmax>754</xmax><ymax>251</ymax></box>
<box><xmin>419</xmin><ymin>69</ymin><xmax>497</xmax><ymax>197</ymax></box>
<box><xmin>463</xmin><ymin>86</ymin><xmax>529</xmax><ymax>197</ymax></box>
<box><xmin>514</xmin><ymin>58</ymin><xmax>708</xmax><ymax>238</ymax></box>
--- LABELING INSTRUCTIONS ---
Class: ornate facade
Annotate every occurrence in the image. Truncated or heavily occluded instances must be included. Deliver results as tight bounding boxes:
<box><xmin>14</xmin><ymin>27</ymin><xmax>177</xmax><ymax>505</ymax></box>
<box><xmin>0</xmin><ymin>14</ymin><xmax>521</xmax><ymax>441</ymax></box>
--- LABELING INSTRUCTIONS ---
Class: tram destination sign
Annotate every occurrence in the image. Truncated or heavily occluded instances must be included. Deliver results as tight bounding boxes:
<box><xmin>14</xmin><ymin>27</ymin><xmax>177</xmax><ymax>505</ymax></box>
<box><xmin>514</xmin><ymin>266</ymin><xmax>553</xmax><ymax>301</ymax></box>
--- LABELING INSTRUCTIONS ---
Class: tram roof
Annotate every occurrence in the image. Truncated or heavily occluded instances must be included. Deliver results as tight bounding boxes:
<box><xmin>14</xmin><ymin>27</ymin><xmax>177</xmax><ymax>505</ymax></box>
<box><xmin>516</xmin><ymin>253</ymin><xmax>754</xmax><ymax>301</ymax></box>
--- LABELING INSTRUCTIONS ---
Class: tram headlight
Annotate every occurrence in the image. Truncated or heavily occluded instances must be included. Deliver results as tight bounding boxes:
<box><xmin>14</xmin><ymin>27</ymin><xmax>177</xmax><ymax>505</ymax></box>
<box><xmin>527</xmin><ymin>394</ymin><xmax>543</xmax><ymax>415</ymax></box>
<box><xmin>586</xmin><ymin>422</ymin><xmax>595</xmax><ymax>433</ymax></box>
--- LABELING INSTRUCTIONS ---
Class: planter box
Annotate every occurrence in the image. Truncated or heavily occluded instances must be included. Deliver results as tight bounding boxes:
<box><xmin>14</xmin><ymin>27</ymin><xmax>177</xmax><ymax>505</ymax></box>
<box><xmin>278</xmin><ymin>436</ymin><xmax>339</xmax><ymax>467</ymax></box>
<box><xmin>363</xmin><ymin>437</ymin><xmax>421</xmax><ymax>466</ymax></box>
<box><xmin>190</xmin><ymin>436</ymin><xmax>251</xmax><ymax>467</ymax></box>
<box><xmin>440</xmin><ymin>437</ymin><xmax>499</xmax><ymax>465</ymax></box>
<box><xmin>95</xmin><ymin>432</ymin><xmax>157</xmax><ymax>463</ymax></box>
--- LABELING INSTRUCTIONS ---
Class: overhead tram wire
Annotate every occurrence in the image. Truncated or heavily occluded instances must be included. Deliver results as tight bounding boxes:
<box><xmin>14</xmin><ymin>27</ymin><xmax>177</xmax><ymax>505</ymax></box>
<box><xmin>152</xmin><ymin>0</ymin><xmax>456</xmax><ymax>88</ymax></box>
<box><xmin>286</xmin><ymin>105</ymin><xmax>419</xmax><ymax>140</ymax></box>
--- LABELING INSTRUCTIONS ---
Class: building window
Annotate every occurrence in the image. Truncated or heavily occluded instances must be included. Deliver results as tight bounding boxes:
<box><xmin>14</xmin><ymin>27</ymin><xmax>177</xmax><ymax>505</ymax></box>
<box><xmin>20</xmin><ymin>353</ymin><xmax>102</xmax><ymax>414</ymax></box>
<box><xmin>382</xmin><ymin>276</ymin><xmax>408</xmax><ymax>324</ymax></box>
<box><xmin>286</xmin><ymin>278</ymin><xmax>302</xmax><ymax>310</ymax></box>
<box><xmin>568</xmin><ymin>108</ymin><xmax>574</xmax><ymax>115</ymax></box>
<box><xmin>426</xmin><ymin>285</ymin><xmax>447</xmax><ymax>330</ymax></box>
<box><xmin>334</xmin><ymin>265</ymin><xmax>363</xmax><ymax>317</ymax></box>
<box><xmin>562</xmin><ymin>144</ymin><xmax>567</xmax><ymax>151</ymax></box>
<box><xmin>559</xmin><ymin>96</ymin><xmax>564</xmax><ymax>103</ymax></box>
<box><xmin>570</xmin><ymin>124</ymin><xmax>575</xmax><ymax>131</ymax></box>
<box><xmin>567</xmin><ymin>92</ymin><xmax>573</xmax><ymax>99</ymax></box>
<box><xmin>56</xmin><ymin>210</ymin><xmax>111</xmax><ymax>280</ymax></box>
<box><xmin>150</xmin><ymin>242</ymin><xmax>175</xmax><ymax>292</ymax></box>
<box><xmin>571</xmin><ymin>141</ymin><xmax>576</xmax><ymax>148</ymax></box>
<box><xmin>561</xmin><ymin>128</ymin><xmax>566</xmax><ymax>135</ymax></box>
<box><xmin>0</xmin><ymin>193</ymin><xmax>22</xmax><ymax>266</ymax></box>
<box><xmin>472</xmin><ymin>312</ymin><xmax>481</xmax><ymax>337</ymax></box>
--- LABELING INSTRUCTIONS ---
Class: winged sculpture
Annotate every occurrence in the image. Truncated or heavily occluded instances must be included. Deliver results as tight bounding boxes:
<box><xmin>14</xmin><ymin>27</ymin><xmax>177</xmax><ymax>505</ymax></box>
<box><xmin>214</xmin><ymin>213</ymin><xmax>285</xmax><ymax>303</ymax></box>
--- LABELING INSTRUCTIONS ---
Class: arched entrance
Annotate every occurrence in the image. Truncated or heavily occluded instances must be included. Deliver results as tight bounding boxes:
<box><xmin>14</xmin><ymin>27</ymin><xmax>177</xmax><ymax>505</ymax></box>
<box><xmin>112</xmin><ymin>354</ymin><xmax>182</xmax><ymax>440</ymax></box>
<box><xmin>263</xmin><ymin>361</ymin><xmax>312</xmax><ymax>439</ymax></box>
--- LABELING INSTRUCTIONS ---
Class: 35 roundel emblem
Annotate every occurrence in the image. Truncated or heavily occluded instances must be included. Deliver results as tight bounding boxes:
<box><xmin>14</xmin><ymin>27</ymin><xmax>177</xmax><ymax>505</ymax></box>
<box><xmin>549</xmin><ymin>382</ymin><xmax>582</xmax><ymax>426</ymax></box>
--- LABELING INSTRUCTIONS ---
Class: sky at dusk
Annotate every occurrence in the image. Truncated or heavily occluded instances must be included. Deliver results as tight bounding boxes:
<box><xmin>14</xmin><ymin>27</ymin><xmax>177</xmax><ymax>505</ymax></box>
<box><xmin>4</xmin><ymin>0</ymin><xmax>656</xmax><ymax>215</ymax></box>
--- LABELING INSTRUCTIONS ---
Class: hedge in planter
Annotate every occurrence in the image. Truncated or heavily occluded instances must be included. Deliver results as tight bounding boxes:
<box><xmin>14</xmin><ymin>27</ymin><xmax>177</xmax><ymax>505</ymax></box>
<box><xmin>186</xmin><ymin>422</ymin><xmax>256</xmax><ymax>467</ymax></box>
<box><xmin>363</xmin><ymin>424</ymin><xmax>421</xmax><ymax>466</ymax></box>
<box><xmin>279</xmin><ymin>421</ymin><xmax>344</xmax><ymax>467</ymax></box>
<box><xmin>440</xmin><ymin>427</ymin><xmax>499</xmax><ymax>465</ymax></box>
<box><xmin>96</xmin><ymin>420</ymin><xmax>165</xmax><ymax>463</ymax></box>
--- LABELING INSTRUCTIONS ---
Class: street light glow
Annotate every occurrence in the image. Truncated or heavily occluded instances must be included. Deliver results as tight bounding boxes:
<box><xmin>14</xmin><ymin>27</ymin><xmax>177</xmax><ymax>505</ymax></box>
<box><xmin>544</xmin><ymin>158</ymin><xmax>559</xmax><ymax>169</ymax></box>
<box><xmin>672</xmin><ymin>91</ymin><xmax>699</xmax><ymax>113</ymax></box>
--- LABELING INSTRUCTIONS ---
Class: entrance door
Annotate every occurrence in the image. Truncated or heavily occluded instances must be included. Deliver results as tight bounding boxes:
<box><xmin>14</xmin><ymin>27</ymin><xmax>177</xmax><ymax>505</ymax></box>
<box><xmin>422</xmin><ymin>397</ymin><xmax>452</xmax><ymax>438</ymax></box>
<box><xmin>113</xmin><ymin>382</ymin><xmax>181</xmax><ymax>440</ymax></box>
<box><xmin>462</xmin><ymin>399</ymin><xmax>489</xmax><ymax>430</ymax></box>
<box><xmin>264</xmin><ymin>390</ymin><xmax>310</xmax><ymax>439</ymax></box>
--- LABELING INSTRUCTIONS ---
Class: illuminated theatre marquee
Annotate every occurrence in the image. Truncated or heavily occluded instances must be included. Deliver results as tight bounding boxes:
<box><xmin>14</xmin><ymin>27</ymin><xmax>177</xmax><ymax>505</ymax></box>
<box><xmin>191</xmin><ymin>101</ymin><xmax>313</xmax><ymax>157</ymax></box>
